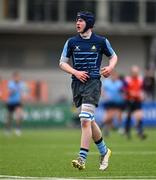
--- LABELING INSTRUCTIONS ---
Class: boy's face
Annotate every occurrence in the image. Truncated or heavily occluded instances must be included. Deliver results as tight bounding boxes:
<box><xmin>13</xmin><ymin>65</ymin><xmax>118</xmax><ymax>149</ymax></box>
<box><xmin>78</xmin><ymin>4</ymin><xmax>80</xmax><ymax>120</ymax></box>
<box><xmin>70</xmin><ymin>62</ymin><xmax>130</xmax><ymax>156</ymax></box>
<box><xmin>76</xmin><ymin>18</ymin><xmax>86</xmax><ymax>33</ymax></box>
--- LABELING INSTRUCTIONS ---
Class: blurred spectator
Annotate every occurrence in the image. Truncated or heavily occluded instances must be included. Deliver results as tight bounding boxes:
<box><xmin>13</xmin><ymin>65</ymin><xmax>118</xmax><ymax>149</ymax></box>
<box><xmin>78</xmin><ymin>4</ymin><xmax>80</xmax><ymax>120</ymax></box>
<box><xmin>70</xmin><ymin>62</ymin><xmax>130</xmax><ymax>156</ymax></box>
<box><xmin>35</xmin><ymin>81</ymin><xmax>41</xmax><ymax>101</ymax></box>
<box><xmin>71</xmin><ymin>103</ymin><xmax>80</xmax><ymax>128</ymax></box>
<box><xmin>55</xmin><ymin>95</ymin><xmax>69</xmax><ymax>105</ymax></box>
<box><xmin>124</xmin><ymin>65</ymin><xmax>147</xmax><ymax>139</ymax></box>
<box><xmin>0</xmin><ymin>76</ymin><xmax>3</xmax><ymax>100</ymax></box>
<box><xmin>143</xmin><ymin>68</ymin><xmax>155</xmax><ymax>102</ymax></box>
<box><xmin>101</xmin><ymin>71</ymin><xmax>125</xmax><ymax>136</ymax></box>
<box><xmin>5</xmin><ymin>72</ymin><xmax>25</xmax><ymax>136</ymax></box>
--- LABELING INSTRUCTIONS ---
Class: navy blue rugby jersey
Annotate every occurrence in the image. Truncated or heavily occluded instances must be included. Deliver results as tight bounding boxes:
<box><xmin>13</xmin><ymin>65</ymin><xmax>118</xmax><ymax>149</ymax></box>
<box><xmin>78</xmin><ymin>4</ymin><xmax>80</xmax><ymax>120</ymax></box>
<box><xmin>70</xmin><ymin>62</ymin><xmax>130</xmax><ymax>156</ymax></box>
<box><xmin>60</xmin><ymin>33</ymin><xmax>116</xmax><ymax>80</ymax></box>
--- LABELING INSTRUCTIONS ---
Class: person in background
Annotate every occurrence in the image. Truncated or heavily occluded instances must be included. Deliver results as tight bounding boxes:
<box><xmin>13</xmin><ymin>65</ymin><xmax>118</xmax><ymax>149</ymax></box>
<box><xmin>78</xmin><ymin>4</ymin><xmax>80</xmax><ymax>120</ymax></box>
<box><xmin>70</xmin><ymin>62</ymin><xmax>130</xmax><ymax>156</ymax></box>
<box><xmin>5</xmin><ymin>72</ymin><xmax>25</xmax><ymax>136</ymax></box>
<box><xmin>101</xmin><ymin>71</ymin><xmax>125</xmax><ymax>136</ymax></box>
<box><xmin>0</xmin><ymin>76</ymin><xmax>3</xmax><ymax>100</ymax></box>
<box><xmin>143</xmin><ymin>68</ymin><xmax>155</xmax><ymax>102</ymax></box>
<box><xmin>124</xmin><ymin>65</ymin><xmax>147</xmax><ymax>139</ymax></box>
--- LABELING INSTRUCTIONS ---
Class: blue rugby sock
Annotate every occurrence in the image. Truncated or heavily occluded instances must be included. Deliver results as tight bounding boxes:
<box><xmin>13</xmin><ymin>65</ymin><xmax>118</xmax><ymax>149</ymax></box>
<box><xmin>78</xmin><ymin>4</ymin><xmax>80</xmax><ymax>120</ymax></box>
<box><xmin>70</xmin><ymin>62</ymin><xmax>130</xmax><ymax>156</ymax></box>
<box><xmin>95</xmin><ymin>137</ymin><xmax>107</xmax><ymax>156</ymax></box>
<box><xmin>79</xmin><ymin>148</ymin><xmax>89</xmax><ymax>161</ymax></box>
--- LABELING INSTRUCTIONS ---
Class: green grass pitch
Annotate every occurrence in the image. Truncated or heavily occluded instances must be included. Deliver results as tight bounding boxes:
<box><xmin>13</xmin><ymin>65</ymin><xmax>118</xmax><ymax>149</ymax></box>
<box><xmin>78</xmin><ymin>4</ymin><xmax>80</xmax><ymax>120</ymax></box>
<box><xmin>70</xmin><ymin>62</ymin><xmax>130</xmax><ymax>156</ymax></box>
<box><xmin>0</xmin><ymin>128</ymin><xmax>156</xmax><ymax>179</ymax></box>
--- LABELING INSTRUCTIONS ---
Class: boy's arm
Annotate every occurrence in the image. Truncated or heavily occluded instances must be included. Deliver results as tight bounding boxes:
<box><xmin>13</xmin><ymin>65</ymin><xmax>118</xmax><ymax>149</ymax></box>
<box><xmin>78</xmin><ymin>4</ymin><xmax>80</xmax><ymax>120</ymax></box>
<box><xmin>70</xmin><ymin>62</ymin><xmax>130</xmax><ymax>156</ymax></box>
<box><xmin>59</xmin><ymin>62</ymin><xmax>89</xmax><ymax>83</ymax></box>
<box><xmin>59</xmin><ymin>62</ymin><xmax>76</xmax><ymax>75</ymax></box>
<box><xmin>101</xmin><ymin>38</ymin><xmax>118</xmax><ymax>78</ymax></box>
<box><xmin>100</xmin><ymin>55</ymin><xmax>118</xmax><ymax>78</ymax></box>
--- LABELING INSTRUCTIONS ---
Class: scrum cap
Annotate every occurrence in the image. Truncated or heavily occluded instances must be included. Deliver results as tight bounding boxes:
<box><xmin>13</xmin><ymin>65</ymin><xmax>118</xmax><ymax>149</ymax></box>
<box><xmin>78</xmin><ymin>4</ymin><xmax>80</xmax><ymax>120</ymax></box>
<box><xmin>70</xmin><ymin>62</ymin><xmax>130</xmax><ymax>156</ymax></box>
<box><xmin>76</xmin><ymin>11</ymin><xmax>95</xmax><ymax>33</ymax></box>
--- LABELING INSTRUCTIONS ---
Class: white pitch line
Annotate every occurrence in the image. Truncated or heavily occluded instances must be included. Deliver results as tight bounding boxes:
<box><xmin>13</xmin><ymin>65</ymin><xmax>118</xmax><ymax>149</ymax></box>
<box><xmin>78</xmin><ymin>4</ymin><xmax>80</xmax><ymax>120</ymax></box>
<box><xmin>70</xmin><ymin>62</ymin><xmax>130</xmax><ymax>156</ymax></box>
<box><xmin>67</xmin><ymin>151</ymin><xmax>156</xmax><ymax>155</ymax></box>
<box><xmin>90</xmin><ymin>151</ymin><xmax>156</xmax><ymax>155</ymax></box>
<box><xmin>1</xmin><ymin>175</ymin><xmax>156</xmax><ymax>180</ymax></box>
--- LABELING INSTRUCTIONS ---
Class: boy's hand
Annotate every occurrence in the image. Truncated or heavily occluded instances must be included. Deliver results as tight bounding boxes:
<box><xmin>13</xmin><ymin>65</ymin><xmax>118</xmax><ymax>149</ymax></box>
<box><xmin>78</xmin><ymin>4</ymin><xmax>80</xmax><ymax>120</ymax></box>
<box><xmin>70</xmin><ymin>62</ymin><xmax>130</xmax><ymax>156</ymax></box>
<box><xmin>73</xmin><ymin>70</ymin><xmax>89</xmax><ymax>83</ymax></box>
<box><xmin>100</xmin><ymin>66</ymin><xmax>113</xmax><ymax>78</ymax></box>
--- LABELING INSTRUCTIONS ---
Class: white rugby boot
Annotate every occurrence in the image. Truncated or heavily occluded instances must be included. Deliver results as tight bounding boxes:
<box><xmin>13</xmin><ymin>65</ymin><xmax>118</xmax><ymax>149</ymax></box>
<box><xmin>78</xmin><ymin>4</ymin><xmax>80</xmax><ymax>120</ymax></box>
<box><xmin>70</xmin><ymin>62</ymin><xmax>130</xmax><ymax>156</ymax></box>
<box><xmin>99</xmin><ymin>148</ymin><xmax>111</xmax><ymax>170</ymax></box>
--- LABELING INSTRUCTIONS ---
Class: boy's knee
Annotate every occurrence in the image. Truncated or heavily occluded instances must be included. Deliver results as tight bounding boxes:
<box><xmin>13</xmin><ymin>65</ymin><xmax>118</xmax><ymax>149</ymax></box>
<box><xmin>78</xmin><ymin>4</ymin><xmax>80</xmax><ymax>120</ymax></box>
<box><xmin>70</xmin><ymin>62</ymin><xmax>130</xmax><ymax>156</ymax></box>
<box><xmin>81</xmin><ymin>120</ymin><xmax>91</xmax><ymax>128</ymax></box>
<box><xmin>79</xmin><ymin>103</ymin><xmax>96</xmax><ymax>122</ymax></box>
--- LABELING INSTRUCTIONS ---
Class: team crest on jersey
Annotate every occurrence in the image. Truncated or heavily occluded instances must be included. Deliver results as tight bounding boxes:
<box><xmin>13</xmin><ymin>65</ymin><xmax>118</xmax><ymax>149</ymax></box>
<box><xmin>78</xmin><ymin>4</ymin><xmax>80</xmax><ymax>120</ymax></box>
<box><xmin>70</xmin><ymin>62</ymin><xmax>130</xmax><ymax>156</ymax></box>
<box><xmin>91</xmin><ymin>45</ymin><xmax>97</xmax><ymax>51</ymax></box>
<box><xmin>74</xmin><ymin>46</ymin><xmax>80</xmax><ymax>51</ymax></box>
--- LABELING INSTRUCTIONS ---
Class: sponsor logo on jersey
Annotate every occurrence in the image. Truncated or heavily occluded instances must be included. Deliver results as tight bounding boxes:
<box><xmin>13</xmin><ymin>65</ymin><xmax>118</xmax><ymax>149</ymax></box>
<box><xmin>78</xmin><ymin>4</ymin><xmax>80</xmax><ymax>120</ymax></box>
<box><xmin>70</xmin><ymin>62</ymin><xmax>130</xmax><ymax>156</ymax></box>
<box><xmin>74</xmin><ymin>46</ymin><xmax>80</xmax><ymax>51</ymax></box>
<box><xmin>91</xmin><ymin>45</ymin><xmax>97</xmax><ymax>51</ymax></box>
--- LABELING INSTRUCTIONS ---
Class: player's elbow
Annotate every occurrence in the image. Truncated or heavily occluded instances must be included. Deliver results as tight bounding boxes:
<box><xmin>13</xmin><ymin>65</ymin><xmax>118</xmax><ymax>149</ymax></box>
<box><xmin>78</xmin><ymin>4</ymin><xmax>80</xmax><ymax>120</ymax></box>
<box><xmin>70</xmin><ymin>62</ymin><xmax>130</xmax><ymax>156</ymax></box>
<box><xmin>109</xmin><ymin>53</ymin><xmax>117</xmax><ymax>59</ymax></box>
<box><xmin>113</xmin><ymin>54</ymin><xmax>118</xmax><ymax>60</ymax></box>
<box><xmin>59</xmin><ymin>61</ymin><xmax>66</xmax><ymax>70</ymax></box>
<box><xmin>110</xmin><ymin>54</ymin><xmax>118</xmax><ymax>62</ymax></box>
<box><xmin>59</xmin><ymin>61</ymin><xmax>63</xmax><ymax>68</ymax></box>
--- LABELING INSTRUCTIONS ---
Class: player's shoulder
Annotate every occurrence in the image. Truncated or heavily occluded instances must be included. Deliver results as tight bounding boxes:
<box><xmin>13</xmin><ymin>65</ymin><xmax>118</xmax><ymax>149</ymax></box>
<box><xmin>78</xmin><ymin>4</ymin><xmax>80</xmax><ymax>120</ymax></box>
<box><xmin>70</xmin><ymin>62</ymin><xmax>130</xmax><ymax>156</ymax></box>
<box><xmin>93</xmin><ymin>33</ymin><xmax>107</xmax><ymax>42</ymax></box>
<box><xmin>67</xmin><ymin>35</ymin><xmax>79</xmax><ymax>43</ymax></box>
<box><xmin>64</xmin><ymin>35</ymin><xmax>79</xmax><ymax>48</ymax></box>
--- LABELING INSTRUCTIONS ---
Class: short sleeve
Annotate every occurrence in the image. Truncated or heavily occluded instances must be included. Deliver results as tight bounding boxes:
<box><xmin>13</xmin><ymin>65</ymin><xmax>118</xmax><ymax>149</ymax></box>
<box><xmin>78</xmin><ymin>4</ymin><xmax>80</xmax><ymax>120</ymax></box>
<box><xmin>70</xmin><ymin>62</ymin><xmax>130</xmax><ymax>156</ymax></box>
<box><xmin>60</xmin><ymin>39</ymin><xmax>72</xmax><ymax>63</ymax></box>
<box><xmin>102</xmin><ymin>38</ymin><xmax>116</xmax><ymax>58</ymax></box>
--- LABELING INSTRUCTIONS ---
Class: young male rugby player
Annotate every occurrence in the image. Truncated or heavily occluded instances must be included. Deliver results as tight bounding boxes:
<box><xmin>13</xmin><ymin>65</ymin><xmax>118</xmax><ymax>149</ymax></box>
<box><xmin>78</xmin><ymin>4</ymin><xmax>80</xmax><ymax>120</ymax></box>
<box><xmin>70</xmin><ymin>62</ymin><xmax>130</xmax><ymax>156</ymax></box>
<box><xmin>59</xmin><ymin>11</ymin><xmax>118</xmax><ymax>170</ymax></box>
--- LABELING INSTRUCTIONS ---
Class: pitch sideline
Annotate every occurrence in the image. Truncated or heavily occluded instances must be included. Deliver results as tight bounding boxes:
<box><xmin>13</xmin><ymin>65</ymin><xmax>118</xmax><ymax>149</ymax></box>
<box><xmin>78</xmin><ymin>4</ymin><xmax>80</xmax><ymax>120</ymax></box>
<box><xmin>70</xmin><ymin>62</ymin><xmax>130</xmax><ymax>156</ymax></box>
<box><xmin>1</xmin><ymin>175</ymin><xmax>156</xmax><ymax>180</ymax></box>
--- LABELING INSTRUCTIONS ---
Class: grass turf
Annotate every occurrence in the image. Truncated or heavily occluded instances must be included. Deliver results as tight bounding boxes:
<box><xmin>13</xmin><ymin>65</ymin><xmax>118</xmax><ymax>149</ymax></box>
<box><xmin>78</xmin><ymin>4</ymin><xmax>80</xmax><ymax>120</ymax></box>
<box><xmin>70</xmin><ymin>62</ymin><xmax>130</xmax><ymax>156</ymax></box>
<box><xmin>0</xmin><ymin>128</ymin><xmax>156</xmax><ymax>179</ymax></box>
